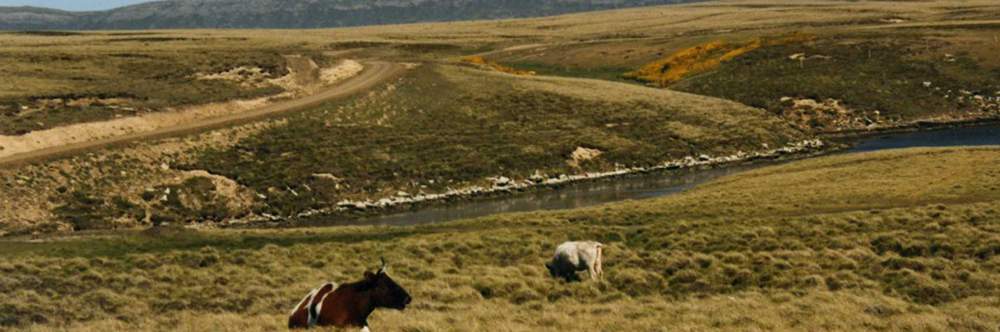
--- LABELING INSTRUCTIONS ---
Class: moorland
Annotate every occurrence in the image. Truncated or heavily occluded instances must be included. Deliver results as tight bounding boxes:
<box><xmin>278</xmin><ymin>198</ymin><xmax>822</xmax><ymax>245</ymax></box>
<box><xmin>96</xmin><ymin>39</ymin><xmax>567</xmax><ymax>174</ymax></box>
<box><xmin>2</xmin><ymin>0</ymin><xmax>1000</xmax><ymax>331</ymax></box>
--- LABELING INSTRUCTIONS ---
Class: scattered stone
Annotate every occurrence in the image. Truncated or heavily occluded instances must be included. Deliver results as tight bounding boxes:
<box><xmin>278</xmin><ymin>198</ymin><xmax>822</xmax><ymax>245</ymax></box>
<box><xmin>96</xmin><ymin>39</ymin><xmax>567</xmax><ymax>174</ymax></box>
<box><xmin>160</xmin><ymin>163</ymin><xmax>170</xmax><ymax>171</ymax></box>
<box><xmin>312</xmin><ymin>173</ymin><xmax>343</xmax><ymax>182</ymax></box>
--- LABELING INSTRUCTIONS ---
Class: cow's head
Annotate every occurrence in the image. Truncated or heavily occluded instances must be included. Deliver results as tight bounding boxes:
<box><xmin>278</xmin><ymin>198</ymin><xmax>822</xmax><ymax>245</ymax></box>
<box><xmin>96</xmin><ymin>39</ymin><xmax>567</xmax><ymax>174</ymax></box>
<box><xmin>544</xmin><ymin>262</ymin><xmax>557</xmax><ymax>278</ymax></box>
<box><xmin>365</xmin><ymin>257</ymin><xmax>412</xmax><ymax>310</ymax></box>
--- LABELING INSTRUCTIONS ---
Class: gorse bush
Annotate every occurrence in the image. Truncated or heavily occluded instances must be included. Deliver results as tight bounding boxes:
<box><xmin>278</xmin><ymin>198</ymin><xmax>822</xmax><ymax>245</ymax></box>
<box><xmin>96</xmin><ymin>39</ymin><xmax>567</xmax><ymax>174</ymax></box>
<box><xmin>622</xmin><ymin>33</ymin><xmax>815</xmax><ymax>87</ymax></box>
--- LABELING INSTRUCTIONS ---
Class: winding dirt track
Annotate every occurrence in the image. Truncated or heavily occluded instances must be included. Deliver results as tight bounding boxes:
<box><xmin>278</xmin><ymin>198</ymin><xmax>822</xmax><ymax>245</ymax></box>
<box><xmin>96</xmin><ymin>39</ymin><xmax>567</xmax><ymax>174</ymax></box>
<box><xmin>0</xmin><ymin>61</ymin><xmax>404</xmax><ymax>167</ymax></box>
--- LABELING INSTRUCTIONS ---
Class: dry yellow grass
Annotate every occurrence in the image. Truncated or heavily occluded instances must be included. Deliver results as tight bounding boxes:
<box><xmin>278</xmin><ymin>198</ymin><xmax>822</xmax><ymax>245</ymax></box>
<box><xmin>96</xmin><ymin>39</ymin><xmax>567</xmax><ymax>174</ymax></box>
<box><xmin>2</xmin><ymin>1</ymin><xmax>1000</xmax><ymax>330</ymax></box>
<box><xmin>2</xmin><ymin>147</ymin><xmax>1000</xmax><ymax>331</ymax></box>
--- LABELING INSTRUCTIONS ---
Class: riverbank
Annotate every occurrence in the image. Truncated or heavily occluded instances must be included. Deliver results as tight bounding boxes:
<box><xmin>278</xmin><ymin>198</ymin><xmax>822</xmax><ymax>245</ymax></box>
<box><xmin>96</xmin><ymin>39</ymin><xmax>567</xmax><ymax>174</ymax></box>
<box><xmin>3</xmin><ymin>146</ymin><xmax>999</xmax><ymax>332</ymax></box>
<box><xmin>221</xmin><ymin>139</ymin><xmax>827</xmax><ymax>228</ymax></box>
<box><xmin>821</xmin><ymin>114</ymin><xmax>1000</xmax><ymax>140</ymax></box>
<box><xmin>258</xmin><ymin>120</ymin><xmax>1000</xmax><ymax>229</ymax></box>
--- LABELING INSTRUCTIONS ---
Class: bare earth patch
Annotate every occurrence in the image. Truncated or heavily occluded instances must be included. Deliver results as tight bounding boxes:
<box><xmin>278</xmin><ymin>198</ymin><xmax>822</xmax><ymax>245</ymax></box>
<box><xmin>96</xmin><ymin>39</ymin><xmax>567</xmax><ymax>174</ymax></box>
<box><xmin>567</xmin><ymin>146</ymin><xmax>603</xmax><ymax>168</ymax></box>
<box><xmin>0</xmin><ymin>119</ymin><xmax>286</xmax><ymax>234</ymax></box>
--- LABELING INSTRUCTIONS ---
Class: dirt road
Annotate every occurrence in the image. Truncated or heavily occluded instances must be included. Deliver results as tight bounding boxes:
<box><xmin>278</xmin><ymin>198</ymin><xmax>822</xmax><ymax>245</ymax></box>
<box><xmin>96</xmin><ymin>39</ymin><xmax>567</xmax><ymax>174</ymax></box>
<box><xmin>0</xmin><ymin>61</ymin><xmax>404</xmax><ymax>167</ymax></box>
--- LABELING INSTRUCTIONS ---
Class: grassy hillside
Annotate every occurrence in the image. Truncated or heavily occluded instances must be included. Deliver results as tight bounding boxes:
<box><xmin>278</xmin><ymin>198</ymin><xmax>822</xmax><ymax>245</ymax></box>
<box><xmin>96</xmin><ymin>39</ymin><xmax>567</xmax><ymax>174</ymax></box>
<box><xmin>0</xmin><ymin>62</ymin><xmax>805</xmax><ymax>232</ymax></box>
<box><xmin>5</xmin><ymin>0</ymin><xmax>1000</xmax><ymax>136</ymax></box>
<box><xmin>0</xmin><ymin>0</ymin><xmax>713</xmax><ymax>30</ymax></box>
<box><xmin>483</xmin><ymin>2</ymin><xmax>1000</xmax><ymax>132</ymax></box>
<box><xmin>2</xmin><ymin>147</ymin><xmax>999</xmax><ymax>331</ymax></box>
<box><xmin>0</xmin><ymin>33</ymin><xmax>302</xmax><ymax>135</ymax></box>
<box><xmin>669</xmin><ymin>30</ymin><xmax>1000</xmax><ymax>131</ymax></box>
<box><xmin>0</xmin><ymin>31</ymin><xmax>499</xmax><ymax>136</ymax></box>
<box><xmin>4</xmin><ymin>0</ymin><xmax>1000</xmax><ymax>233</ymax></box>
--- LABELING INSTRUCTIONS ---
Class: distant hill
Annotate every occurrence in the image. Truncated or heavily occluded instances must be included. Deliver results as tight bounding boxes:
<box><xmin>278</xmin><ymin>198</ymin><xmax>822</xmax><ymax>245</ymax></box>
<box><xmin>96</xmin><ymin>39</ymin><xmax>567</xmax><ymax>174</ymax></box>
<box><xmin>0</xmin><ymin>0</ymin><xmax>712</xmax><ymax>30</ymax></box>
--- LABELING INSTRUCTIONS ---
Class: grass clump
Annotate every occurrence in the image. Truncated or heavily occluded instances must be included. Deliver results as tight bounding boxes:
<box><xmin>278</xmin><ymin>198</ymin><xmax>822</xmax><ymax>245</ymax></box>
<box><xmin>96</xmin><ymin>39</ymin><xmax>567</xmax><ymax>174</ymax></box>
<box><xmin>52</xmin><ymin>190</ymin><xmax>144</xmax><ymax>231</ymax></box>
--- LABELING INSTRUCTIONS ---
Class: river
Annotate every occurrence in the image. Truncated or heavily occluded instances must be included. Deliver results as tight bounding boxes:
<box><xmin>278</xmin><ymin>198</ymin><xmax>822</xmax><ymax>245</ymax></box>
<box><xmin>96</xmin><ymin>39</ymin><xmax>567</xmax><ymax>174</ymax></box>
<box><xmin>314</xmin><ymin>124</ymin><xmax>1000</xmax><ymax>227</ymax></box>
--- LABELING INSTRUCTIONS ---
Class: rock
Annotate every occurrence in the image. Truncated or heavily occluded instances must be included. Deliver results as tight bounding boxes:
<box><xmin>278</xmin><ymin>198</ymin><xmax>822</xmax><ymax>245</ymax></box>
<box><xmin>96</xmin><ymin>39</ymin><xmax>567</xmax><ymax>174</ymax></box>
<box><xmin>529</xmin><ymin>170</ymin><xmax>546</xmax><ymax>183</ymax></box>
<box><xmin>494</xmin><ymin>176</ymin><xmax>511</xmax><ymax>186</ymax></box>
<box><xmin>789</xmin><ymin>53</ymin><xmax>806</xmax><ymax>60</ymax></box>
<box><xmin>923</xmin><ymin>81</ymin><xmax>932</xmax><ymax>88</ymax></box>
<box><xmin>397</xmin><ymin>191</ymin><xmax>409</xmax><ymax>197</ymax></box>
<box><xmin>312</xmin><ymin>173</ymin><xmax>342</xmax><ymax>182</ymax></box>
<box><xmin>699</xmin><ymin>154</ymin><xmax>710</xmax><ymax>161</ymax></box>
<box><xmin>568</xmin><ymin>146</ymin><xmax>603</xmax><ymax>168</ymax></box>
<box><xmin>160</xmin><ymin>163</ymin><xmax>170</xmax><ymax>171</ymax></box>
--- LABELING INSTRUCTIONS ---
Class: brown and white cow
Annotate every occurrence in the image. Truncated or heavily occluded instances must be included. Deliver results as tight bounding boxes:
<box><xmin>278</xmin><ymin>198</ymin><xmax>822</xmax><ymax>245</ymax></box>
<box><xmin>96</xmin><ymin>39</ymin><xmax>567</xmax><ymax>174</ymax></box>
<box><xmin>289</xmin><ymin>258</ymin><xmax>412</xmax><ymax>330</ymax></box>
<box><xmin>545</xmin><ymin>241</ymin><xmax>603</xmax><ymax>281</ymax></box>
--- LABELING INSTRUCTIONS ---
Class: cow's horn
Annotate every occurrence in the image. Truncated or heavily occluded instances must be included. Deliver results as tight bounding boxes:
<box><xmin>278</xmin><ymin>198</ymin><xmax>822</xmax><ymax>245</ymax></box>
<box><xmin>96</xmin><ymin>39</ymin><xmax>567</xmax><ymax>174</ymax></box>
<box><xmin>380</xmin><ymin>256</ymin><xmax>387</xmax><ymax>269</ymax></box>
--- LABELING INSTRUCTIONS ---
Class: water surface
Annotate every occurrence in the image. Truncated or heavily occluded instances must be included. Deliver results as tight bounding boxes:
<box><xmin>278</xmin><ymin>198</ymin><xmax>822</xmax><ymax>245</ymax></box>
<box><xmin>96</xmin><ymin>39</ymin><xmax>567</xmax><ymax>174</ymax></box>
<box><xmin>318</xmin><ymin>124</ymin><xmax>1000</xmax><ymax>227</ymax></box>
